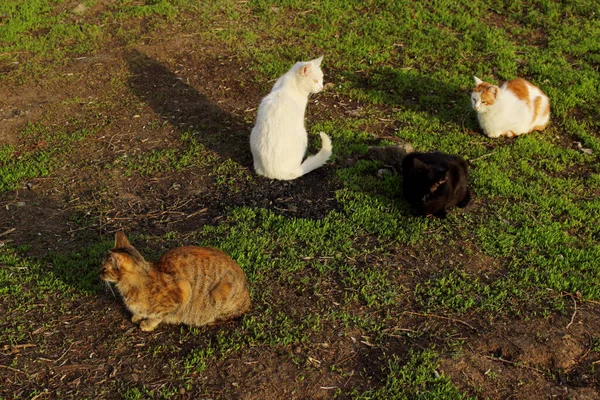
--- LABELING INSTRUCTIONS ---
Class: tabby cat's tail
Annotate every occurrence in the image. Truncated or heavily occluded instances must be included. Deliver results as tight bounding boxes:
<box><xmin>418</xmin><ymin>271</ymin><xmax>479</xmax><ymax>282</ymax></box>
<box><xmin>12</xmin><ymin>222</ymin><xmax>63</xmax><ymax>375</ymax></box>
<box><xmin>297</xmin><ymin>132</ymin><xmax>332</xmax><ymax>177</ymax></box>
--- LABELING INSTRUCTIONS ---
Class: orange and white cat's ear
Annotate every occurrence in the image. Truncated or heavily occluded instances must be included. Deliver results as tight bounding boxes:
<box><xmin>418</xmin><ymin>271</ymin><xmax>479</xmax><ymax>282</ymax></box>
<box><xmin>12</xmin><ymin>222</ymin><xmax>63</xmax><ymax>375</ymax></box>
<box><xmin>311</xmin><ymin>55</ymin><xmax>324</xmax><ymax>67</ymax></box>
<box><xmin>114</xmin><ymin>231</ymin><xmax>132</xmax><ymax>248</ymax></box>
<box><xmin>474</xmin><ymin>76</ymin><xmax>483</xmax><ymax>86</ymax></box>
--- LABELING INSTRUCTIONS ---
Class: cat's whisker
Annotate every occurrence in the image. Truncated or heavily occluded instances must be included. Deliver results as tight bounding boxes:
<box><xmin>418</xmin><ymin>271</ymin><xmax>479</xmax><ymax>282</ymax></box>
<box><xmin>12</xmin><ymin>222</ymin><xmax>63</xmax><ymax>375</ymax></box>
<box><xmin>105</xmin><ymin>281</ymin><xmax>116</xmax><ymax>297</ymax></box>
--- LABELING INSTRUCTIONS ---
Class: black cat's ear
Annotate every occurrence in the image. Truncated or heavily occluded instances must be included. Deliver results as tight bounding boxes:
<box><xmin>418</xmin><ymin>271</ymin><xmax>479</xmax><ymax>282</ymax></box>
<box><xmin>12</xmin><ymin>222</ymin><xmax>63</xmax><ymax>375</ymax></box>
<box><xmin>114</xmin><ymin>231</ymin><xmax>132</xmax><ymax>249</ymax></box>
<box><xmin>412</xmin><ymin>157</ymin><xmax>427</xmax><ymax>170</ymax></box>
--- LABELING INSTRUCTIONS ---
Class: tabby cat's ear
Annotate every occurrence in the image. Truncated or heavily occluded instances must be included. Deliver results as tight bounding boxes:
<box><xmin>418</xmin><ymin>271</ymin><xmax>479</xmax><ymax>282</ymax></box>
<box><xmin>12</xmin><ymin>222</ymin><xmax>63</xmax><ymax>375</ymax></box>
<box><xmin>110</xmin><ymin>251</ymin><xmax>133</xmax><ymax>271</ymax></box>
<box><xmin>114</xmin><ymin>231</ymin><xmax>132</xmax><ymax>248</ymax></box>
<box><xmin>474</xmin><ymin>76</ymin><xmax>483</xmax><ymax>86</ymax></box>
<box><xmin>311</xmin><ymin>55</ymin><xmax>324</xmax><ymax>67</ymax></box>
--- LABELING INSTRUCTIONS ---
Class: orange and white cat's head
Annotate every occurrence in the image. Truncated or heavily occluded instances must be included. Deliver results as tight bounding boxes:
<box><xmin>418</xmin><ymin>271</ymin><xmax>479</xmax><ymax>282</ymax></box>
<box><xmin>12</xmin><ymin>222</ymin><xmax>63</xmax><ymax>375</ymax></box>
<box><xmin>100</xmin><ymin>231</ymin><xmax>147</xmax><ymax>283</ymax></box>
<box><xmin>295</xmin><ymin>55</ymin><xmax>325</xmax><ymax>94</ymax></box>
<box><xmin>471</xmin><ymin>76</ymin><xmax>499</xmax><ymax>112</ymax></box>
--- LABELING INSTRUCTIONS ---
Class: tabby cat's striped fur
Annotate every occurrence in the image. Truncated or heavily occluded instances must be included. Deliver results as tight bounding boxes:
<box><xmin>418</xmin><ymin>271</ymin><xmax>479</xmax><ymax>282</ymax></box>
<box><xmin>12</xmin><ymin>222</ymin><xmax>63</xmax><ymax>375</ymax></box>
<box><xmin>101</xmin><ymin>232</ymin><xmax>251</xmax><ymax>331</ymax></box>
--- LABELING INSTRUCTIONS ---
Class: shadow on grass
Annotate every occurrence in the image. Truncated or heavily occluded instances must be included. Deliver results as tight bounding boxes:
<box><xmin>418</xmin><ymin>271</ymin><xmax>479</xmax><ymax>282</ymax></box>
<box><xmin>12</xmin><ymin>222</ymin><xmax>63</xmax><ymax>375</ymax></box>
<box><xmin>125</xmin><ymin>50</ymin><xmax>253</xmax><ymax>168</ymax></box>
<box><xmin>123</xmin><ymin>50</ymin><xmax>344</xmax><ymax>221</ymax></box>
<box><xmin>342</xmin><ymin>66</ymin><xmax>478</xmax><ymax>131</ymax></box>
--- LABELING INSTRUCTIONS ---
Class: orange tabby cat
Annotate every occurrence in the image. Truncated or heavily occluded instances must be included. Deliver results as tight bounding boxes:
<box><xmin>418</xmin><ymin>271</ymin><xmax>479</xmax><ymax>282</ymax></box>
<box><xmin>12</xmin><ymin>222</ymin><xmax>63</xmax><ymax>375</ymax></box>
<box><xmin>101</xmin><ymin>232</ymin><xmax>251</xmax><ymax>331</ymax></box>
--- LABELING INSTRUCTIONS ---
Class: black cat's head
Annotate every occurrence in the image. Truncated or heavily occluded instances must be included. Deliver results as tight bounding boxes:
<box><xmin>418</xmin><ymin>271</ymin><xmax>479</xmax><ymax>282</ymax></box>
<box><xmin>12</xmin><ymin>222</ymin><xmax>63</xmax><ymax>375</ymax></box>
<box><xmin>410</xmin><ymin>158</ymin><xmax>449</xmax><ymax>194</ymax></box>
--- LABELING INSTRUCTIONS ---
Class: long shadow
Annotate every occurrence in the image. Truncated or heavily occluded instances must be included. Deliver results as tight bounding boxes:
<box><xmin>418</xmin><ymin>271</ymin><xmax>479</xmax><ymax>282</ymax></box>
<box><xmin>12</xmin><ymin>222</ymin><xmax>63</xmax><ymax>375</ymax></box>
<box><xmin>125</xmin><ymin>50</ymin><xmax>253</xmax><ymax>167</ymax></box>
<box><xmin>341</xmin><ymin>66</ymin><xmax>478</xmax><ymax>130</ymax></box>
<box><xmin>124</xmin><ymin>50</ymin><xmax>344</xmax><ymax>221</ymax></box>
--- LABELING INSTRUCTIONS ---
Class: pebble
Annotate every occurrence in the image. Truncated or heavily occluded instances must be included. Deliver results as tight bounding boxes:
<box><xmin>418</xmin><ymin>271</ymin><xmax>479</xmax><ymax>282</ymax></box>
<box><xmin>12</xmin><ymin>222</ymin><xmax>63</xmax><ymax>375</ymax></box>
<box><xmin>377</xmin><ymin>168</ymin><xmax>392</xmax><ymax>178</ymax></box>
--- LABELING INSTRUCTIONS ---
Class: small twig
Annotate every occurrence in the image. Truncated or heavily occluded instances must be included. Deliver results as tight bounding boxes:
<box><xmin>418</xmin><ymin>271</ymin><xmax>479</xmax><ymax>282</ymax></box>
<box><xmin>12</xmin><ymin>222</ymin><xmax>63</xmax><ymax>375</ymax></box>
<box><xmin>67</xmin><ymin>224</ymin><xmax>98</xmax><ymax>234</ymax></box>
<box><xmin>403</xmin><ymin>311</ymin><xmax>477</xmax><ymax>331</ymax></box>
<box><xmin>38</xmin><ymin>342</ymin><xmax>74</xmax><ymax>364</ymax></box>
<box><xmin>576</xmin><ymin>334</ymin><xmax>593</xmax><ymax>365</ymax></box>
<box><xmin>0</xmin><ymin>228</ymin><xmax>16</xmax><ymax>237</ymax></box>
<box><xmin>382</xmin><ymin>326</ymin><xmax>421</xmax><ymax>335</ymax></box>
<box><xmin>0</xmin><ymin>364</ymin><xmax>29</xmax><ymax>376</ymax></box>
<box><xmin>1</xmin><ymin>343</ymin><xmax>36</xmax><ymax>352</ymax></box>
<box><xmin>186</xmin><ymin>207</ymin><xmax>209</xmax><ymax>219</ymax></box>
<box><xmin>30</xmin><ymin>392</ymin><xmax>49</xmax><ymax>400</ymax></box>
<box><xmin>484</xmin><ymin>355</ymin><xmax>547</xmax><ymax>375</ymax></box>
<box><xmin>469</xmin><ymin>151</ymin><xmax>497</xmax><ymax>162</ymax></box>
<box><xmin>566</xmin><ymin>297</ymin><xmax>577</xmax><ymax>330</ymax></box>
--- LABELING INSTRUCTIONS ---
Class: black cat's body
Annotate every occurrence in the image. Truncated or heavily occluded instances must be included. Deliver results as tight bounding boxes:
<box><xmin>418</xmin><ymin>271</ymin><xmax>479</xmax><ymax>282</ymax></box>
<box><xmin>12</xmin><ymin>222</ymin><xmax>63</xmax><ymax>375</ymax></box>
<box><xmin>401</xmin><ymin>151</ymin><xmax>471</xmax><ymax>218</ymax></box>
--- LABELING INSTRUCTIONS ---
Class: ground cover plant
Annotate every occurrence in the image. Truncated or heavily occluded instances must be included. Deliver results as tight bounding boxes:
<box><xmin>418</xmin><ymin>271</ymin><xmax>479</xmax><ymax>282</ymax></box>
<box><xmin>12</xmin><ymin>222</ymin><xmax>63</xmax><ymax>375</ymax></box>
<box><xmin>1</xmin><ymin>0</ymin><xmax>599</xmax><ymax>398</ymax></box>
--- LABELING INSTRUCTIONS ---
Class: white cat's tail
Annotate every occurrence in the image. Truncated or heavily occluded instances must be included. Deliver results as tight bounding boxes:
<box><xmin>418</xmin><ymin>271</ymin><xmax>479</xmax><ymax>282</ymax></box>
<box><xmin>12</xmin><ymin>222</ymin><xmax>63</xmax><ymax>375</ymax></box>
<box><xmin>297</xmin><ymin>132</ymin><xmax>332</xmax><ymax>177</ymax></box>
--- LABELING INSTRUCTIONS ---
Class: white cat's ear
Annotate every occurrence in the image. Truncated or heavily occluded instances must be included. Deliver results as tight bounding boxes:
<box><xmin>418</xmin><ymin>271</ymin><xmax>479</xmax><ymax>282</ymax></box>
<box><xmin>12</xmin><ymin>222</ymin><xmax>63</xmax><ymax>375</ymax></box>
<box><xmin>474</xmin><ymin>76</ymin><xmax>483</xmax><ymax>86</ymax></box>
<box><xmin>300</xmin><ymin>63</ymin><xmax>312</xmax><ymax>77</ymax></box>
<box><xmin>311</xmin><ymin>55</ymin><xmax>324</xmax><ymax>67</ymax></box>
<box><xmin>114</xmin><ymin>231</ymin><xmax>132</xmax><ymax>248</ymax></box>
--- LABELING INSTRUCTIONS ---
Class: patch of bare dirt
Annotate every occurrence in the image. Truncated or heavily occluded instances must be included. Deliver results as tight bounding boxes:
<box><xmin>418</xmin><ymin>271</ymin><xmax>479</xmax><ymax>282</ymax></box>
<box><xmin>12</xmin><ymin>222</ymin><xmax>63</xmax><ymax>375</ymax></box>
<box><xmin>0</xmin><ymin>89</ymin><xmax>57</xmax><ymax>145</ymax></box>
<box><xmin>441</xmin><ymin>304</ymin><xmax>600</xmax><ymax>399</ymax></box>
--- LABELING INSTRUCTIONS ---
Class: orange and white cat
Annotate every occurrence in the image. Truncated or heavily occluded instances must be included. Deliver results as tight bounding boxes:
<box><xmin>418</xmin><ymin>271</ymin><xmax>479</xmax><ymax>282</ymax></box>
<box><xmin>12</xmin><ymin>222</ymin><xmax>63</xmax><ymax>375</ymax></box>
<box><xmin>471</xmin><ymin>76</ymin><xmax>550</xmax><ymax>138</ymax></box>
<box><xmin>101</xmin><ymin>232</ymin><xmax>251</xmax><ymax>331</ymax></box>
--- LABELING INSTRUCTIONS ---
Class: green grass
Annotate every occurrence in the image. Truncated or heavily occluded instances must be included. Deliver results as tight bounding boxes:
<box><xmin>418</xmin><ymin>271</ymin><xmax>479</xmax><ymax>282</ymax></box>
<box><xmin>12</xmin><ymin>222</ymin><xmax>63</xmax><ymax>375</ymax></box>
<box><xmin>353</xmin><ymin>349</ymin><xmax>475</xmax><ymax>400</ymax></box>
<box><xmin>1</xmin><ymin>0</ymin><xmax>599</xmax><ymax>398</ymax></box>
<box><xmin>0</xmin><ymin>121</ymin><xmax>98</xmax><ymax>191</ymax></box>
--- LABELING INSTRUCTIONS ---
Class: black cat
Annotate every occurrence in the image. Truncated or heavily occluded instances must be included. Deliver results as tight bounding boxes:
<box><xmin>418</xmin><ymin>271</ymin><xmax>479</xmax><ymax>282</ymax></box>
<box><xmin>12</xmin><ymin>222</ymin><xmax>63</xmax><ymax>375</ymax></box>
<box><xmin>401</xmin><ymin>151</ymin><xmax>471</xmax><ymax>218</ymax></box>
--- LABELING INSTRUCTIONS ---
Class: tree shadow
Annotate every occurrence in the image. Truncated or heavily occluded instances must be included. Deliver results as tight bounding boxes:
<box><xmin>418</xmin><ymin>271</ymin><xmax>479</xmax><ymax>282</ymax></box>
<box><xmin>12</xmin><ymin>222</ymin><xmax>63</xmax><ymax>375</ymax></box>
<box><xmin>125</xmin><ymin>49</ymin><xmax>253</xmax><ymax>168</ymax></box>
<box><xmin>124</xmin><ymin>50</ymin><xmax>346</xmax><ymax>221</ymax></box>
<box><xmin>342</xmin><ymin>66</ymin><xmax>478</xmax><ymax>130</ymax></box>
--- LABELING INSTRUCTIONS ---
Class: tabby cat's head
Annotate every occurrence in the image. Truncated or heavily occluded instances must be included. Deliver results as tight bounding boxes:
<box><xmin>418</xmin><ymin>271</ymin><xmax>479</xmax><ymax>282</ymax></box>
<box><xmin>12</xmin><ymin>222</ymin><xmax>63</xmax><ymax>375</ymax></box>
<box><xmin>471</xmin><ymin>76</ymin><xmax>499</xmax><ymax>112</ymax></box>
<box><xmin>100</xmin><ymin>231</ymin><xmax>147</xmax><ymax>283</ymax></box>
<box><xmin>294</xmin><ymin>56</ymin><xmax>325</xmax><ymax>94</ymax></box>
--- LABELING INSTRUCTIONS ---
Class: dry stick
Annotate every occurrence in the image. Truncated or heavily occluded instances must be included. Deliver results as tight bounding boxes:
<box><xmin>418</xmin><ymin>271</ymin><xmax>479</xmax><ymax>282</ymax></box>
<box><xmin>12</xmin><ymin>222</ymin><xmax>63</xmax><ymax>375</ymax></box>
<box><xmin>469</xmin><ymin>151</ymin><xmax>497</xmax><ymax>162</ymax></box>
<box><xmin>0</xmin><ymin>364</ymin><xmax>29</xmax><ymax>376</ymax></box>
<box><xmin>484</xmin><ymin>355</ymin><xmax>547</xmax><ymax>375</ymax></box>
<box><xmin>1</xmin><ymin>343</ymin><xmax>37</xmax><ymax>351</ymax></box>
<box><xmin>576</xmin><ymin>334</ymin><xmax>593</xmax><ymax>365</ymax></box>
<box><xmin>0</xmin><ymin>228</ymin><xmax>16</xmax><ymax>237</ymax></box>
<box><xmin>566</xmin><ymin>297</ymin><xmax>578</xmax><ymax>330</ymax></box>
<box><xmin>403</xmin><ymin>311</ymin><xmax>477</xmax><ymax>331</ymax></box>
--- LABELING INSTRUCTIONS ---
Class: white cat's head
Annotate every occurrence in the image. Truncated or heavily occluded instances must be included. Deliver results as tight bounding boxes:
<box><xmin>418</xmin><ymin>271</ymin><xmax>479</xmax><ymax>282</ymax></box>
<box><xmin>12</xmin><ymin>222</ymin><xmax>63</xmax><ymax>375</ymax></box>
<box><xmin>295</xmin><ymin>56</ymin><xmax>325</xmax><ymax>94</ymax></box>
<box><xmin>471</xmin><ymin>76</ymin><xmax>498</xmax><ymax>112</ymax></box>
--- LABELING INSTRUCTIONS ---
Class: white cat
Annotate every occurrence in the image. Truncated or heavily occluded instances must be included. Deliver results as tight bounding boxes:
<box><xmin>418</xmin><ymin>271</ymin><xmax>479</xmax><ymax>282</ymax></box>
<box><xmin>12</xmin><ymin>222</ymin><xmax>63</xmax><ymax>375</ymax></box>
<box><xmin>471</xmin><ymin>76</ymin><xmax>550</xmax><ymax>138</ymax></box>
<box><xmin>250</xmin><ymin>56</ymin><xmax>332</xmax><ymax>180</ymax></box>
